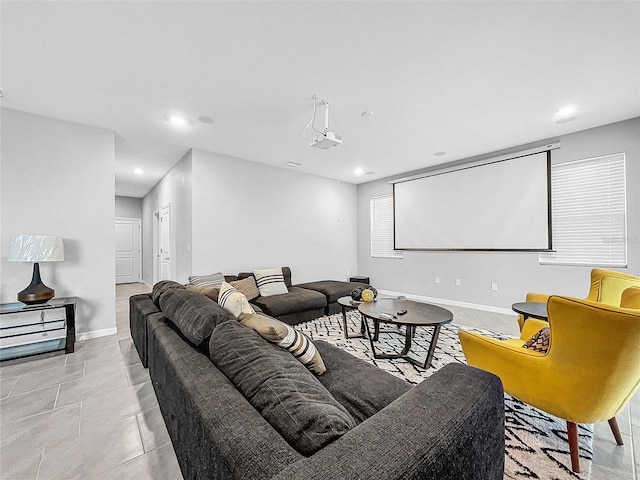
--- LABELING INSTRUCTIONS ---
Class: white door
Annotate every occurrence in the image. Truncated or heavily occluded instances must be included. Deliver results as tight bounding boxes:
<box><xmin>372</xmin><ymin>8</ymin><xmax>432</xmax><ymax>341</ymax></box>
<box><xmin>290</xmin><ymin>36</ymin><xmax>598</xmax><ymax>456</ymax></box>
<box><xmin>115</xmin><ymin>218</ymin><xmax>142</xmax><ymax>284</ymax></box>
<box><xmin>153</xmin><ymin>210</ymin><xmax>159</xmax><ymax>285</ymax></box>
<box><xmin>159</xmin><ymin>204</ymin><xmax>171</xmax><ymax>280</ymax></box>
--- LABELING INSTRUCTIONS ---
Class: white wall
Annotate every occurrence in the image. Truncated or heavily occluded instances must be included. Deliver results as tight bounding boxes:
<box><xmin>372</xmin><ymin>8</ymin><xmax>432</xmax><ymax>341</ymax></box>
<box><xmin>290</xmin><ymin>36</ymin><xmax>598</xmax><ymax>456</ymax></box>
<box><xmin>357</xmin><ymin>117</ymin><xmax>640</xmax><ymax>311</ymax></box>
<box><xmin>141</xmin><ymin>150</ymin><xmax>192</xmax><ymax>284</ymax></box>
<box><xmin>115</xmin><ymin>195</ymin><xmax>143</xmax><ymax>219</ymax></box>
<box><xmin>1</xmin><ymin>108</ymin><xmax>116</xmax><ymax>337</ymax></box>
<box><xmin>191</xmin><ymin>149</ymin><xmax>357</xmax><ymax>284</ymax></box>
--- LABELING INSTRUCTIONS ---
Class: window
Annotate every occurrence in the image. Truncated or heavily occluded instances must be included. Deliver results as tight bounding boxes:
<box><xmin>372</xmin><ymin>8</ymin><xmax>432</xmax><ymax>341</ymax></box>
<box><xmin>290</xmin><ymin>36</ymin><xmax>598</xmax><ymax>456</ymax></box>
<box><xmin>371</xmin><ymin>194</ymin><xmax>403</xmax><ymax>259</ymax></box>
<box><xmin>540</xmin><ymin>153</ymin><xmax>627</xmax><ymax>267</ymax></box>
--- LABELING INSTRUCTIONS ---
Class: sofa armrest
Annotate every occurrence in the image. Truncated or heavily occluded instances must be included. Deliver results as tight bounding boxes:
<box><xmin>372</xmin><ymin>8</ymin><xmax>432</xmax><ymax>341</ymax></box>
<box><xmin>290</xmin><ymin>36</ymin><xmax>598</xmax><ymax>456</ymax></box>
<box><xmin>271</xmin><ymin>363</ymin><xmax>505</xmax><ymax>480</ymax></box>
<box><xmin>129</xmin><ymin>293</ymin><xmax>158</xmax><ymax>367</ymax></box>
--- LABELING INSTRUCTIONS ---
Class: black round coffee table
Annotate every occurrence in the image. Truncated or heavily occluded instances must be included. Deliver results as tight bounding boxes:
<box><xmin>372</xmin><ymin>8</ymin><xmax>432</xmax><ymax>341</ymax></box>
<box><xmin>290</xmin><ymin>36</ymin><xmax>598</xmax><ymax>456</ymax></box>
<box><xmin>358</xmin><ymin>298</ymin><xmax>453</xmax><ymax>369</ymax></box>
<box><xmin>512</xmin><ymin>301</ymin><xmax>548</xmax><ymax>321</ymax></box>
<box><xmin>337</xmin><ymin>296</ymin><xmax>366</xmax><ymax>339</ymax></box>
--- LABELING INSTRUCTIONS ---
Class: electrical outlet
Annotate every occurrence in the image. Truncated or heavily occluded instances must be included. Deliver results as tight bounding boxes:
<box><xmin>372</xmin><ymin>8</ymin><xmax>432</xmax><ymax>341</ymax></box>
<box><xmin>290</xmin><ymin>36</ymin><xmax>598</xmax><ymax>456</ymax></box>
<box><xmin>491</xmin><ymin>282</ymin><xmax>498</xmax><ymax>291</ymax></box>
<box><xmin>434</xmin><ymin>276</ymin><xmax>440</xmax><ymax>284</ymax></box>
<box><xmin>455</xmin><ymin>279</ymin><xmax>461</xmax><ymax>286</ymax></box>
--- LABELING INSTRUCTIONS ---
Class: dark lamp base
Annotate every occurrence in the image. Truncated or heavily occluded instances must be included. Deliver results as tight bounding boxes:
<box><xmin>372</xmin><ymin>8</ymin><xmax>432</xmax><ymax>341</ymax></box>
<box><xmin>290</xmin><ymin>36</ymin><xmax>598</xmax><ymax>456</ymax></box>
<box><xmin>18</xmin><ymin>286</ymin><xmax>55</xmax><ymax>305</ymax></box>
<box><xmin>18</xmin><ymin>262</ymin><xmax>55</xmax><ymax>305</ymax></box>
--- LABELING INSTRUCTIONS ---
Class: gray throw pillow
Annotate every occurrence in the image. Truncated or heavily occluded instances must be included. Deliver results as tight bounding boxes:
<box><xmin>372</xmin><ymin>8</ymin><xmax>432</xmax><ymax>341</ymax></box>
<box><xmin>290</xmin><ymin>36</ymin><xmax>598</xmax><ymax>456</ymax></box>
<box><xmin>159</xmin><ymin>288</ymin><xmax>233</xmax><ymax>348</ymax></box>
<box><xmin>209</xmin><ymin>320</ymin><xmax>356</xmax><ymax>456</ymax></box>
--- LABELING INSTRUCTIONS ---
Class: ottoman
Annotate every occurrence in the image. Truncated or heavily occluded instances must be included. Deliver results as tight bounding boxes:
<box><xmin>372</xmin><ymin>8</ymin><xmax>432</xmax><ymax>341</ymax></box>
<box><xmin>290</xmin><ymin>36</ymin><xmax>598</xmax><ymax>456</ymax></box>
<box><xmin>296</xmin><ymin>280</ymin><xmax>370</xmax><ymax>315</ymax></box>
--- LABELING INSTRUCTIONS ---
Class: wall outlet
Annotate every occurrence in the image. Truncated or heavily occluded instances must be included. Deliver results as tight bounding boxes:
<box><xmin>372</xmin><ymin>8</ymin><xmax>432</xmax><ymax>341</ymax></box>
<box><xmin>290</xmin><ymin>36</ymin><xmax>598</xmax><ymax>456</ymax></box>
<box><xmin>346</xmin><ymin>270</ymin><xmax>350</xmax><ymax>279</ymax></box>
<box><xmin>434</xmin><ymin>276</ymin><xmax>440</xmax><ymax>284</ymax></box>
<box><xmin>491</xmin><ymin>282</ymin><xmax>498</xmax><ymax>291</ymax></box>
<box><xmin>455</xmin><ymin>279</ymin><xmax>461</xmax><ymax>286</ymax></box>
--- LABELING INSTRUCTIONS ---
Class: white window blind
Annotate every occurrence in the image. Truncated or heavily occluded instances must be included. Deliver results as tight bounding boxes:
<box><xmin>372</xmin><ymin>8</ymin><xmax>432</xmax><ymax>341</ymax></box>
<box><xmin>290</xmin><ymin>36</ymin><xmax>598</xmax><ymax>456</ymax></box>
<box><xmin>540</xmin><ymin>153</ymin><xmax>627</xmax><ymax>267</ymax></box>
<box><xmin>371</xmin><ymin>194</ymin><xmax>403</xmax><ymax>259</ymax></box>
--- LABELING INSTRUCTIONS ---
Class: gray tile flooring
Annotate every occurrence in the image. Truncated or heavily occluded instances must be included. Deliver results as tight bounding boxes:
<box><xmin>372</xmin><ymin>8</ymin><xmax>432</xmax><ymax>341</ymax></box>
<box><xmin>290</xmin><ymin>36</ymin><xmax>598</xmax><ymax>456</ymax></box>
<box><xmin>0</xmin><ymin>283</ymin><xmax>182</xmax><ymax>480</ymax></box>
<box><xmin>0</xmin><ymin>283</ymin><xmax>637</xmax><ymax>479</ymax></box>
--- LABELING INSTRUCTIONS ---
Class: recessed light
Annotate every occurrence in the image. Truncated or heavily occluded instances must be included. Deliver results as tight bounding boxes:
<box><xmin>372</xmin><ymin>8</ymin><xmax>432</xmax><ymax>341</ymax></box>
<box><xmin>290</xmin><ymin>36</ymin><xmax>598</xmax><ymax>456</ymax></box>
<box><xmin>555</xmin><ymin>105</ymin><xmax>578</xmax><ymax>123</ymax></box>
<box><xmin>354</xmin><ymin>167</ymin><xmax>364</xmax><ymax>175</ymax></box>
<box><xmin>361</xmin><ymin>111</ymin><xmax>374</xmax><ymax>118</ymax></box>
<box><xmin>433</xmin><ymin>151</ymin><xmax>447</xmax><ymax>156</ymax></box>
<box><xmin>134</xmin><ymin>168</ymin><xmax>144</xmax><ymax>175</ymax></box>
<box><xmin>168</xmin><ymin>115</ymin><xmax>188</xmax><ymax>127</ymax></box>
<box><xmin>286</xmin><ymin>161</ymin><xmax>303</xmax><ymax>168</ymax></box>
<box><xmin>198</xmin><ymin>115</ymin><xmax>215</xmax><ymax>124</ymax></box>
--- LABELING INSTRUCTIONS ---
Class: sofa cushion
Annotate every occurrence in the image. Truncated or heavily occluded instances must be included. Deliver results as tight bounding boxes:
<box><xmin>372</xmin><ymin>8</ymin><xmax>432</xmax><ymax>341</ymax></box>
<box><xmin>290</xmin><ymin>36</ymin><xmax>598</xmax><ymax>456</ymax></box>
<box><xmin>230</xmin><ymin>276</ymin><xmax>260</xmax><ymax>301</ymax></box>
<box><xmin>159</xmin><ymin>288</ymin><xmax>234</xmax><ymax>348</ymax></box>
<box><xmin>296</xmin><ymin>280</ymin><xmax>369</xmax><ymax>304</ymax></box>
<box><xmin>151</xmin><ymin>280</ymin><xmax>186</xmax><ymax>308</ymax></box>
<box><xmin>239</xmin><ymin>313</ymin><xmax>326</xmax><ymax>374</ymax></box>
<box><xmin>188</xmin><ymin>272</ymin><xmax>225</xmax><ymax>288</ymax></box>
<box><xmin>219</xmin><ymin>282</ymin><xmax>255</xmax><ymax>318</ymax></box>
<box><xmin>314</xmin><ymin>340</ymin><xmax>411</xmax><ymax>422</ymax></box>
<box><xmin>254</xmin><ymin>268</ymin><xmax>289</xmax><ymax>297</ymax></box>
<box><xmin>186</xmin><ymin>284</ymin><xmax>220</xmax><ymax>302</ymax></box>
<box><xmin>252</xmin><ymin>286</ymin><xmax>327</xmax><ymax>317</ymax></box>
<box><xmin>209</xmin><ymin>320</ymin><xmax>356</xmax><ymax>456</ymax></box>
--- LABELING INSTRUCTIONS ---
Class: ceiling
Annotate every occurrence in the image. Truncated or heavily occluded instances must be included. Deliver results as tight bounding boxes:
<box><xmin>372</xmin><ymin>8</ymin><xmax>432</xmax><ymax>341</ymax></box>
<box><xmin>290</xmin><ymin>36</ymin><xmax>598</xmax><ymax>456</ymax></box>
<box><xmin>2</xmin><ymin>1</ymin><xmax>639</xmax><ymax>198</ymax></box>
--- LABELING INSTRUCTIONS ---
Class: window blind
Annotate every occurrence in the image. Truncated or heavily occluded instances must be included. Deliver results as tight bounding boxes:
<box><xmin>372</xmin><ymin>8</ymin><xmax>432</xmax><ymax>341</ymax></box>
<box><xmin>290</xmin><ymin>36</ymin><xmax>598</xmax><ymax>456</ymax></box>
<box><xmin>540</xmin><ymin>153</ymin><xmax>627</xmax><ymax>267</ymax></box>
<box><xmin>371</xmin><ymin>194</ymin><xmax>403</xmax><ymax>259</ymax></box>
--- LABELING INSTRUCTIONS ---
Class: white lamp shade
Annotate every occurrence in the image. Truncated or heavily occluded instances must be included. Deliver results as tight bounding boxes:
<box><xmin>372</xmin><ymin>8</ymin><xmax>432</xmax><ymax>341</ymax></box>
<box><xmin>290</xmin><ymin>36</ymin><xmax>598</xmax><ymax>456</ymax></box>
<box><xmin>8</xmin><ymin>235</ymin><xmax>64</xmax><ymax>262</ymax></box>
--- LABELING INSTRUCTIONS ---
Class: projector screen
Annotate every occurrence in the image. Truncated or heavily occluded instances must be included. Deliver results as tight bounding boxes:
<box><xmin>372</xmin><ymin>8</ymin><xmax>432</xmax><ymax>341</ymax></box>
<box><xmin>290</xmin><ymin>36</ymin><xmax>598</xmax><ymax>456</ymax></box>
<box><xmin>393</xmin><ymin>151</ymin><xmax>552</xmax><ymax>251</ymax></box>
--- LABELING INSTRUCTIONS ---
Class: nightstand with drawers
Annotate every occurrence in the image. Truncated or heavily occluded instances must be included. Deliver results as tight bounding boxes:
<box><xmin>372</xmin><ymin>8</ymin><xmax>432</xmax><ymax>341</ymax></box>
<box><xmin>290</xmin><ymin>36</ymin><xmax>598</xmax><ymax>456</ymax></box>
<box><xmin>0</xmin><ymin>297</ymin><xmax>77</xmax><ymax>361</ymax></box>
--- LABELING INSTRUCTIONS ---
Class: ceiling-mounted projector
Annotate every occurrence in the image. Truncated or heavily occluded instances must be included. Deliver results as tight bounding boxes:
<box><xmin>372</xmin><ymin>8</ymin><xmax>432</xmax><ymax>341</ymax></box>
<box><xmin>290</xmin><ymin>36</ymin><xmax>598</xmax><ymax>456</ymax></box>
<box><xmin>310</xmin><ymin>131</ymin><xmax>342</xmax><ymax>149</ymax></box>
<box><xmin>303</xmin><ymin>95</ymin><xmax>342</xmax><ymax>149</ymax></box>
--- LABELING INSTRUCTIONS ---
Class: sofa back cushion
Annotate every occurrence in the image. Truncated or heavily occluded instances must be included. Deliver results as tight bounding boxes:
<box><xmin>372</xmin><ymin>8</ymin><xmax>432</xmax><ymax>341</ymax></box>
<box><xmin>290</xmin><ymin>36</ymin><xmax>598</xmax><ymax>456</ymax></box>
<box><xmin>151</xmin><ymin>280</ymin><xmax>186</xmax><ymax>308</ymax></box>
<box><xmin>160</xmin><ymin>288</ymin><xmax>234</xmax><ymax>349</ymax></box>
<box><xmin>209</xmin><ymin>320</ymin><xmax>356</xmax><ymax>456</ymax></box>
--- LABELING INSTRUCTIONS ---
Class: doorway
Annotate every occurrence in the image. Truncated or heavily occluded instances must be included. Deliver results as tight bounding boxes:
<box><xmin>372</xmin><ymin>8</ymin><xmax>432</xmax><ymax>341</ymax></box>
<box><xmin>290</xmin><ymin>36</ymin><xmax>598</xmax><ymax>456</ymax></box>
<box><xmin>115</xmin><ymin>217</ymin><xmax>142</xmax><ymax>284</ymax></box>
<box><xmin>153</xmin><ymin>203</ymin><xmax>172</xmax><ymax>283</ymax></box>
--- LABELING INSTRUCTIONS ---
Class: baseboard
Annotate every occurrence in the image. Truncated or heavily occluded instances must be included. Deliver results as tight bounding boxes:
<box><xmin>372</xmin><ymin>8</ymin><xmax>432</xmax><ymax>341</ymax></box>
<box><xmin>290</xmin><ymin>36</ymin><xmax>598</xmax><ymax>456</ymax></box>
<box><xmin>378</xmin><ymin>289</ymin><xmax>516</xmax><ymax>316</ymax></box>
<box><xmin>77</xmin><ymin>327</ymin><xmax>118</xmax><ymax>341</ymax></box>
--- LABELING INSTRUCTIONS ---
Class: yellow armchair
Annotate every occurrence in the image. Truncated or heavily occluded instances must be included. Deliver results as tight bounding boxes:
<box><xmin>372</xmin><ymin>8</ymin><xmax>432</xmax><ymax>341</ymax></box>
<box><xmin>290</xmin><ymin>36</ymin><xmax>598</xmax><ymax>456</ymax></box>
<box><xmin>459</xmin><ymin>295</ymin><xmax>640</xmax><ymax>473</ymax></box>
<box><xmin>517</xmin><ymin>268</ymin><xmax>640</xmax><ymax>331</ymax></box>
<box><xmin>621</xmin><ymin>286</ymin><xmax>640</xmax><ymax>309</ymax></box>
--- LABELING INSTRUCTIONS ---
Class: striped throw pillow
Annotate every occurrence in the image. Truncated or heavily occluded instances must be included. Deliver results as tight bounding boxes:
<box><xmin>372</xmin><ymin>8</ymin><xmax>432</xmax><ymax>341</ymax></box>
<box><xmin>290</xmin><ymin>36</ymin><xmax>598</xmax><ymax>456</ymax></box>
<box><xmin>188</xmin><ymin>272</ymin><xmax>225</xmax><ymax>288</ymax></box>
<box><xmin>239</xmin><ymin>312</ymin><xmax>326</xmax><ymax>374</ymax></box>
<box><xmin>253</xmin><ymin>268</ymin><xmax>288</xmax><ymax>297</ymax></box>
<box><xmin>219</xmin><ymin>282</ymin><xmax>255</xmax><ymax>319</ymax></box>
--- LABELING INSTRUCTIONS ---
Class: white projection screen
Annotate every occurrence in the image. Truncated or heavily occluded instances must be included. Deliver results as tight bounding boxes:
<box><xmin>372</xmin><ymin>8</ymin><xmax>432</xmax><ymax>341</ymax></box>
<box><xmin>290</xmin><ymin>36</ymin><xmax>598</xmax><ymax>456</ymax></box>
<box><xmin>393</xmin><ymin>151</ymin><xmax>552</xmax><ymax>251</ymax></box>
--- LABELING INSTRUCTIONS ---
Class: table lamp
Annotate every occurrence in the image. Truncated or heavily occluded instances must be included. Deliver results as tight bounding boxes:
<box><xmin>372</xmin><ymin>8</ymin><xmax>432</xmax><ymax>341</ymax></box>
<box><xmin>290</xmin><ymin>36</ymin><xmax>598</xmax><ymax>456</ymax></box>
<box><xmin>8</xmin><ymin>235</ymin><xmax>64</xmax><ymax>304</ymax></box>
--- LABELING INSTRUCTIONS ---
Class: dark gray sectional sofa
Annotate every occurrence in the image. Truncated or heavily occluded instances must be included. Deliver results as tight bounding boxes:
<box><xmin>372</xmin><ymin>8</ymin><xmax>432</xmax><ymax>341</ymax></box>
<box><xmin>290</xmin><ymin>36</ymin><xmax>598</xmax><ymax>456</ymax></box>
<box><xmin>129</xmin><ymin>279</ymin><xmax>506</xmax><ymax>479</ymax></box>
<box><xmin>236</xmin><ymin>267</ymin><xmax>367</xmax><ymax>323</ymax></box>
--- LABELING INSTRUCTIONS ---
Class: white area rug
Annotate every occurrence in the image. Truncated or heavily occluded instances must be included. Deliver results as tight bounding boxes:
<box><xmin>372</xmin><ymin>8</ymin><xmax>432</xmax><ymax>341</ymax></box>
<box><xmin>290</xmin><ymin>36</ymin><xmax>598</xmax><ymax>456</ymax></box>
<box><xmin>297</xmin><ymin>311</ymin><xmax>593</xmax><ymax>480</ymax></box>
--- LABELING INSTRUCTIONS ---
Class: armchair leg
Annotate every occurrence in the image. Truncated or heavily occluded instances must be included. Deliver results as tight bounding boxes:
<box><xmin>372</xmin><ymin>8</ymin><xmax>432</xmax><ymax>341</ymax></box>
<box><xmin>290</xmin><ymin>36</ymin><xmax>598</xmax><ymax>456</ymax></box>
<box><xmin>567</xmin><ymin>421</ymin><xmax>581</xmax><ymax>473</ymax></box>
<box><xmin>608</xmin><ymin>417</ymin><xmax>624</xmax><ymax>445</ymax></box>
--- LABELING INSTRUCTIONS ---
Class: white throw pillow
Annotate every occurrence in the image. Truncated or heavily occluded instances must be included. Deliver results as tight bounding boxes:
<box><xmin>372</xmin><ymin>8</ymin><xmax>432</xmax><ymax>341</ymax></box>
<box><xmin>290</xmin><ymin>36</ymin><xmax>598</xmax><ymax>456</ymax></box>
<box><xmin>253</xmin><ymin>268</ymin><xmax>289</xmax><ymax>297</ymax></box>
<box><xmin>218</xmin><ymin>282</ymin><xmax>255</xmax><ymax>318</ymax></box>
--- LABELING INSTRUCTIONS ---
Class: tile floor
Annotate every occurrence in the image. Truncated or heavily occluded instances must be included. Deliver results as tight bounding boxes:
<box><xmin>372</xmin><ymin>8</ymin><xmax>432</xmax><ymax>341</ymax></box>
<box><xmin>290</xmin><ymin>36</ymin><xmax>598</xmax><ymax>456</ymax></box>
<box><xmin>0</xmin><ymin>283</ymin><xmax>637</xmax><ymax>479</ymax></box>
<box><xmin>0</xmin><ymin>283</ymin><xmax>182</xmax><ymax>480</ymax></box>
